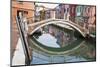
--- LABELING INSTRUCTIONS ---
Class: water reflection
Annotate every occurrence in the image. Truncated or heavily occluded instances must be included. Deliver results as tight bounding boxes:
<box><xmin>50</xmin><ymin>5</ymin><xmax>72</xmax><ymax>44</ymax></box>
<box><xmin>30</xmin><ymin>24</ymin><xmax>96</xmax><ymax>65</ymax></box>
<box><xmin>37</xmin><ymin>33</ymin><xmax>60</xmax><ymax>48</ymax></box>
<box><xmin>30</xmin><ymin>40</ymin><xmax>95</xmax><ymax>64</ymax></box>
<box><xmin>34</xmin><ymin>24</ymin><xmax>77</xmax><ymax>48</ymax></box>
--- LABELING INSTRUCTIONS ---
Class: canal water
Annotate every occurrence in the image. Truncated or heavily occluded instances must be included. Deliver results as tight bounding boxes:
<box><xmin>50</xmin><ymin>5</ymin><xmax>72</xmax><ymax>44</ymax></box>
<box><xmin>29</xmin><ymin>24</ymin><xmax>96</xmax><ymax>65</ymax></box>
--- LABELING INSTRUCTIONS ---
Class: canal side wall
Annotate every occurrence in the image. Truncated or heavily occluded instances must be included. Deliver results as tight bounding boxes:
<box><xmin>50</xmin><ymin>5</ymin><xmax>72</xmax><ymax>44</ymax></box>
<box><xmin>85</xmin><ymin>34</ymin><xmax>96</xmax><ymax>43</ymax></box>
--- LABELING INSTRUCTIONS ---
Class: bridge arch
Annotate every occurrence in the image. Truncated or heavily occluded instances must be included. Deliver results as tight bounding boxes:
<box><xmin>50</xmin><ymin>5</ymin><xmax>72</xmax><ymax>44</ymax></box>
<box><xmin>30</xmin><ymin>19</ymin><xmax>87</xmax><ymax>37</ymax></box>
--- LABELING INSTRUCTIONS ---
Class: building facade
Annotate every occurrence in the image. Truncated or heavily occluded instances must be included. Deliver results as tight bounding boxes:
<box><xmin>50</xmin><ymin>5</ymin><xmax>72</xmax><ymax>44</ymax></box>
<box><xmin>69</xmin><ymin>4</ymin><xmax>77</xmax><ymax>22</ymax></box>
<box><xmin>12</xmin><ymin>0</ymin><xmax>35</xmax><ymax>57</ymax></box>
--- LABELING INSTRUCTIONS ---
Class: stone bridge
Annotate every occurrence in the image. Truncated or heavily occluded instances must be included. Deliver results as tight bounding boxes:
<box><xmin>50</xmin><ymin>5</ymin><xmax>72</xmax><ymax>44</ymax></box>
<box><xmin>28</xmin><ymin>18</ymin><xmax>89</xmax><ymax>37</ymax></box>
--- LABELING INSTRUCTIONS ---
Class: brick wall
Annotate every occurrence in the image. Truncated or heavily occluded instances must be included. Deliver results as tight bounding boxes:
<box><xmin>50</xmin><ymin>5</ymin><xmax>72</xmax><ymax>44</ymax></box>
<box><xmin>11</xmin><ymin>0</ymin><xmax>35</xmax><ymax>57</ymax></box>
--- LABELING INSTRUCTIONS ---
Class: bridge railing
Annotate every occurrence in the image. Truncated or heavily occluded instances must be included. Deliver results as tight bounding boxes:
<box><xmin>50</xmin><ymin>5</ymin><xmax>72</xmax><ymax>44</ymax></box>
<box><xmin>69</xmin><ymin>16</ymin><xmax>89</xmax><ymax>29</ymax></box>
<box><xmin>27</xmin><ymin>15</ymin><xmax>95</xmax><ymax>36</ymax></box>
<box><xmin>27</xmin><ymin>16</ymin><xmax>87</xmax><ymax>33</ymax></box>
<box><xmin>27</xmin><ymin>16</ymin><xmax>40</xmax><ymax>33</ymax></box>
<box><xmin>27</xmin><ymin>17</ymin><xmax>53</xmax><ymax>33</ymax></box>
<box><xmin>70</xmin><ymin>16</ymin><xmax>96</xmax><ymax>35</ymax></box>
<box><xmin>16</xmin><ymin>16</ymin><xmax>31</xmax><ymax>65</ymax></box>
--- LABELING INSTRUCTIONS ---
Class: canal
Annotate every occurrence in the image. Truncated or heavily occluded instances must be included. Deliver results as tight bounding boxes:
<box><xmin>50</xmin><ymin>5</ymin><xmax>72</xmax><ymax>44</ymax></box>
<box><xmin>28</xmin><ymin>23</ymin><xmax>96</xmax><ymax>65</ymax></box>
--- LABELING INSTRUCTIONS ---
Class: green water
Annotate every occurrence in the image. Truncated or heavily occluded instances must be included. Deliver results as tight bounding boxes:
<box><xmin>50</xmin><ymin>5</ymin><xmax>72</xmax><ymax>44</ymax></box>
<box><xmin>29</xmin><ymin>24</ymin><xmax>96</xmax><ymax>65</ymax></box>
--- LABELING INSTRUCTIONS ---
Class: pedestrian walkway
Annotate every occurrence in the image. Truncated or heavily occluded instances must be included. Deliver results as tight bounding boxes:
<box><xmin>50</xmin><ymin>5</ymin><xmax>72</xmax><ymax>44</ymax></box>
<box><xmin>12</xmin><ymin>38</ymin><xmax>25</xmax><ymax>66</ymax></box>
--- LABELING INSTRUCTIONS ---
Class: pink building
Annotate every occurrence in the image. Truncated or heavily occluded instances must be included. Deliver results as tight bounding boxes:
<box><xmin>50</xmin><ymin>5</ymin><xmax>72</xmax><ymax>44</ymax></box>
<box><xmin>88</xmin><ymin>6</ymin><xmax>96</xmax><ymax>25</ymax></box>
<box><xmin>82</xmin><ymin>6</ymin><xmax>96</xmax><ymax>34</ymax></box>
<box><xmin>88</xmin><ymin>6</ymin><xmax>96</xmax><ymax>34</ymax></box>
<box><xmin>69</xmin><ymin>4</ymin><xmax>77</xmax><ymax>22</ymax></box>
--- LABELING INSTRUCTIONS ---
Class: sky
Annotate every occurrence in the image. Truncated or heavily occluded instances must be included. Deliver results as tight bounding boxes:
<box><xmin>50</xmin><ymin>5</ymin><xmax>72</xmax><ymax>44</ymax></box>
<box><xmin>35</xmin><ymin>3</ymin><xmax>59</xmax><ymax>11</ymax></box>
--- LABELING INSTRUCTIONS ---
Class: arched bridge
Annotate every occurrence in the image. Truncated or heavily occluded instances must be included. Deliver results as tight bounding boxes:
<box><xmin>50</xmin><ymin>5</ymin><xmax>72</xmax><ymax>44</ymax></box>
<box><xmin>28</xmin><ymin>18</ymin><xmax>89</xmax><ymax>37</ymax></box>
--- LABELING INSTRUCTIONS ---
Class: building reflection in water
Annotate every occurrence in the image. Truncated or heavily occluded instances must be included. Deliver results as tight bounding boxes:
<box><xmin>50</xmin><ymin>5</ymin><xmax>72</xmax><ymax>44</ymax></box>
<box><xmin>31</xmin><ymin>24</ymin><xmax>96</xmax><ymax>64</ymax></box>
<box><xmin>41</xmin><ymin>24</ymin><xmax>77</xmax><ymax>48</ymax></box>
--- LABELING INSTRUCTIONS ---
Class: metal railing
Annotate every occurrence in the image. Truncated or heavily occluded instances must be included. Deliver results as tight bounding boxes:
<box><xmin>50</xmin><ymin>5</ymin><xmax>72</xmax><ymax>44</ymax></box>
<box><xmin>16</xmin><ymin>16</ymin><xmax>31</xmax><ymax>65</ymax></box>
